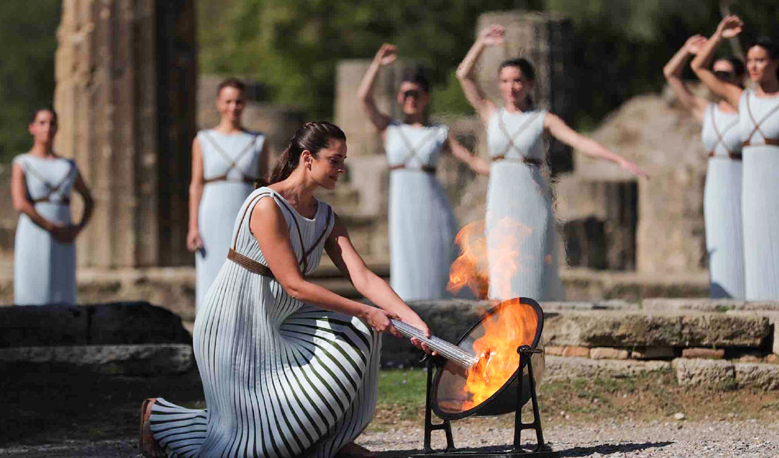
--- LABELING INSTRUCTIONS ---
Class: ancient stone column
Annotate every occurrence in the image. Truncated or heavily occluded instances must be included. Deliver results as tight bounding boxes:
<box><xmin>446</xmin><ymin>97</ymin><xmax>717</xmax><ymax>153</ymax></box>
<box><xmin>475</xmin><ymin>11</ymin><xmax>575</xmax><ymax>173</ymax></box>
<box><xmin>54</xmin><ymin>0</ymin><xmax>196</xmax><ymax>268</ymax></box>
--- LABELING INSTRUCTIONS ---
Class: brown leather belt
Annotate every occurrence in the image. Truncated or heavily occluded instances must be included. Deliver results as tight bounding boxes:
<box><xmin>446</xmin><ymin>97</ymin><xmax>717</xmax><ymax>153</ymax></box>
<box><xmin>742</xmin><ymin>138</ymin><xmax>779</xmax><ymax>148</ymax></box>
<box><xmin>708</xmin><ymin>151</ymin><xmax>743</xmax><ymax>161</ymax></box>
<box><xmin>491</xmin><ymin>155</ymin><xmax>543</xmax><ymax>167</ymax></box>
<box><xmin>32</xmin><ymin>197</ymin><xmax>71</xmax><ymax>205</ymax></box>
<box><xmin>204</xmin><ymin>176</ymin><xmax>257</xmax><ymax>185</ymax></box>
<box><xmin>227</xmin><ymin>248</ymin><xmax>275</xmax><ymax>279</ymax></box>
<box><xmin>389</xmin><ymin>164</ymin><xmax>436</xmax><ymax>174</ymax></box>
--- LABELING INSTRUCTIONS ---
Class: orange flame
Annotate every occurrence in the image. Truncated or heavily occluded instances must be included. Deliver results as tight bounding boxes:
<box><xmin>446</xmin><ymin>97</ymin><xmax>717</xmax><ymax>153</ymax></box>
<box><xmin>463</xmin><ymin>299</ymin><xmax>538</xmax><ymax>409</ymax></box>
<box><xmin>448</xmin><ymin>218</ymin><xmax>532</xmax><ymax>299</ymax></box>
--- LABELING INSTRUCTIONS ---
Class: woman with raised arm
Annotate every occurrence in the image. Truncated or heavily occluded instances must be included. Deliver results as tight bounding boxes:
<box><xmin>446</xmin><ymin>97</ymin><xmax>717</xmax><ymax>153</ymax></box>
<box><xmin>457</xmin><ymin>25</ymin><xmax>646</xmax><ymax>301</ymax></box>
<box><xmin>140</xmin><ymin>122</ymin><xmax>431</xmax><ymax>458</ymax></box>
<box><xmin>692</xmin><ymin>16</ymin><xmax>779</xmax><ymax>300</ymax></box>
<box><xmin>664</xmin><ymin>35</ymin><xmax>746</xmax><ymax>298</ymax></box>
<box><xmin>358</xmin><ymin>44</ymin><xmax>489</xmax><ymax>301</ymax></box>
<box><xmin>10</xmin><ymin>108</ymin><xmax>94</xmax><ymax>305</ymax></box>
<box><xmin>188</xmin><ymin>78</ymin><xmax>270</xmax><ymax>310</ymax></box>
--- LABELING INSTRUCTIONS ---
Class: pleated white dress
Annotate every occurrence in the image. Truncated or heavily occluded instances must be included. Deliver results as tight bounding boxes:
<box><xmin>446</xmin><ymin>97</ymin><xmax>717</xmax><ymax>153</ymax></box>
<box><xmin>701</xmin><ymin>103</ymin><xmax>745</xmax><ymax>299</ymax></box>
<box><xmin>150</xmin><ymin>187</ymin><xmax>381</xmax><ymax>458</ymax></box>
<box><xmin>13</xmin><ymin>154</ymin><xmax>78</xmax><ymax>305</ymax></box>
<box><xmin>385</xmin><ymin>121</ymin><xmax>457</xmax><ymax>301</ymax></box>
<box><xmin>196</xmin><ymin>129</ymin><xmax>265</xmax><ymax>310</ymax></box>
<box><xmin>739</xmin><ymin>90</ymin><xmax>779</xmax><ymax>300</ymax></box>
<box><xmin>485</xmin><ymin>108</ymin><xmax>564</xmax><ymax>301</ymax></box>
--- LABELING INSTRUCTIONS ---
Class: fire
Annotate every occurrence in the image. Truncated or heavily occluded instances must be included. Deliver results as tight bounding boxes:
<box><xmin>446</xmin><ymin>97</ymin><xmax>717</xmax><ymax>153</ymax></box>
<box><xmin>462</xmin><ymin>299</ymin><xmax>538</xmax><ymax>409</ymax></box>
<box><xmin>448</xmin><ymin>218</ymin><xmax>532</xmax><ymax>299</ymax></box>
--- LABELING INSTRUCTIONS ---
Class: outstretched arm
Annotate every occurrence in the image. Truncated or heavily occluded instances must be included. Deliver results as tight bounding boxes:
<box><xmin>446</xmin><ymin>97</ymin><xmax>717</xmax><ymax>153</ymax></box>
<box><xmin>324</xmin><ymin>214</ymin><xmax>431</xmax><ymax>340</ymax></box>
<box><xmin>545</xmin><ymin>113</ymin><xmax>648</xmax><ymax>178</ymax></box>
<box><xmin>663</xmin><ymin>35</ymin><xmax>711</xmax><ymax>122</ymax></box>
<box><xmin>456</xmin><ymin>25</ymin><xmax>503</xmax><ymax>125</ymax></box>
<box><xmin>691</xmin><ymin>15</ymin><xmax>744</xmax><ymax>108</ymax></box>
<box><xmin>357</xmin><ymin>44</ymin><xmax>396</xmax><ymax>132</ymax></box>
<box><xmin>443</xmin><ymin>133</ymin><xmax>490</xmax><ymax>176</ymax></box>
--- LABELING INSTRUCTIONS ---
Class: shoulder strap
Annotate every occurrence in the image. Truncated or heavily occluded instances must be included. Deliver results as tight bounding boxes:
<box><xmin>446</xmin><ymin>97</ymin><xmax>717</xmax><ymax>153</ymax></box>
<box><xmin>710</xmin><ymin>106</ymin><xmax>738</xmax><ymax>155</ymax></box>
<box><xmin>394</xmin><ymin>125</ymin><xmax>441</xmax><ymax>168</ymax></box>
<box><xmin>302</xmin><ymin>206</ymin><xmax>334</xmax><ymax>263</ymax></box>
<box><xmin>201</xmin><ymin>131</ymin><xmax>259</xmax><ymax>178</ymax></box>
<box><xmin>497</xmin><ymin>110</ymin><xmax>540</xmax><ymax>157</ymax></box>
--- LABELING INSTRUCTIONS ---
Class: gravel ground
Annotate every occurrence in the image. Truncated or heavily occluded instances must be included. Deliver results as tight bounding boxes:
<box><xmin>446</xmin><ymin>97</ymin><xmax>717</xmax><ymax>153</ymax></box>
<box><xmin>1</xmin><ymin>419</ymin><xmax>777</xmax><ymax>457</ymax></box>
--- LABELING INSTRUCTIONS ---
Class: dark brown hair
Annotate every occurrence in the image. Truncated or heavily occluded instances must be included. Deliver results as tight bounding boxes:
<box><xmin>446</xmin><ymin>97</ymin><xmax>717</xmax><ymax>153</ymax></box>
<box><xmin>260</xmin><ymin>121</ymin><xmax>346</xmax><ymax>186</ymax></box>
<box><xmin>217</xmin><ymin>78</ymin><xmax>246</xmax><ymax>97</ymax></box>
<box><xmin>29</xmin><ymin>107</ymin><xmax>58</xmax><ymax>125</ymax></box>
<box><xmin>498</xmin><ymin>58</ymin><xmax>536</xmax><ymax>81</ymax></box>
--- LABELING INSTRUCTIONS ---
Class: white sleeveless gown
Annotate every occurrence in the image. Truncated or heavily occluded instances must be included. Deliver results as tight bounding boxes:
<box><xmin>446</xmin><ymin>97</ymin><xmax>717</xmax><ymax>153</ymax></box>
<box><xmin>385</xmin><ymin>121</ymin><xmax>457</xmax><ymax>301</ymax></box>
<box><xmin>150</xmin><ymin>188</ymin><xmax>380</xmax><ymax>458</ymax></box>
<box><xmin>485</xmin><ymin>109</ymin><xmax>564</xmax><ymax>301</ymax></box>
<box><xmin>700</xmin><ymin>103</ymin><xmax>745</xmax><ymax>299</ymax></box>
<box><xmin>13</xmin><ymin>154</ymin><xmax>78</xmax><ymax>305</ymax></box>
<box><xmin>739</xmin><ymin>90</ymin><xmax>779</xmax><ymax>300</ymax></box>
<box><xmin>196</xmin><ymin>129</ymin><xmax>265</xmax><ymax>310</ymax></box>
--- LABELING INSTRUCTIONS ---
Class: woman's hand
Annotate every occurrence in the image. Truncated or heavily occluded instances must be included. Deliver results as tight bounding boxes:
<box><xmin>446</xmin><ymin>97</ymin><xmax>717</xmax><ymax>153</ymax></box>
<box><xmin>684</xmin><ymin>35</ymin><xmax>707</xmax><ymax>55</ymax></box>
<box><xmin>478</xmin><ymin>24</ymin><xmax>505</xmax><ymax>47</ymax></box>
<box><xmin>619</xmin><ymin>158</ymin><xmax>649</xmax><ymax>178</ymax></box>
<box><xmin>716</xmin><ymin>15</ymin><xmax>743</xmax><ymax>39</ymax></box>
<box><xmin>50</xmin><ymin>224</ymin><xmax>79</xmax><ymax>244</ymax></box>
<box><xmin>396</xmin><ymin>311</ymin><xmax>434</xmax><ymax>354</ymax></box>
<box><xmin>187</xmin><ymin>227</ymin><xmax>204</xmax><ymax>252</ymax></box>
<box><xmin>374</xmin><ymin>44</ymin><xmax>397</xmax><ymax>67</ymax></box>
<box><xmin>363</xmin><ymin>306</ymin><xmax>401</xmax><ymax>337</ymax></box>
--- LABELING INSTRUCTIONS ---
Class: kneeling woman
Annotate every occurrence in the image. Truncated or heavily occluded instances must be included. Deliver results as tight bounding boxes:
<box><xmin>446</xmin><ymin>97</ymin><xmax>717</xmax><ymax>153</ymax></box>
<box><xmin>140</xmin><ymin>122</ymin><xmax>430</xmax><ymax>458</ymax></box>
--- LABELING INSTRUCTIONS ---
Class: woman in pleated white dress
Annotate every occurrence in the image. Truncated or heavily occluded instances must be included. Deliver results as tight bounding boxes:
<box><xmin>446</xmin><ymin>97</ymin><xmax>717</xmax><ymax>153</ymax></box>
<box><xmin>358</xmin><ymin>44</ymin><xmax>489</xmax><ymax>301</ymax></box>
<box><xmin>188</xmin><ymin>78</ymin><xmax>269</xmax><ymax>310</ymax></box>
<box><xmin>664</xmin><ymin>35</ymin><xmax>746</xmax><ymax>298</ymax></box>
<box><xmin>140</xmin><ymin>122</ymin><xmax>431</xmax><ymax>458</ymax></box>
<box><xmin>10</xmin><ymin>108</ymin><xmax>94</xmax><ymax>305</ymax></box>
<box><xmin>692</xmin><ymin>16</ymin><xmax>779</xmax><ymax>300</ymax></box>
<box><xmin>457</xmin><ymin>25</ymin><xmax>647</xmax><ymax>301</ymax></box>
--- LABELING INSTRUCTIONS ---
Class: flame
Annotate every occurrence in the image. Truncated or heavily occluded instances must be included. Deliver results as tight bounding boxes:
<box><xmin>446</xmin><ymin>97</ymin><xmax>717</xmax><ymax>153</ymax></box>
<box><xmin>448</xmin><ymin>218</ymin><xmax>532</xmax><ymax>299</ymax></box>
<box><xmin>462</xmin><ymin>299</ymin><xmax>538</xmax><ymax>409</ymax></box>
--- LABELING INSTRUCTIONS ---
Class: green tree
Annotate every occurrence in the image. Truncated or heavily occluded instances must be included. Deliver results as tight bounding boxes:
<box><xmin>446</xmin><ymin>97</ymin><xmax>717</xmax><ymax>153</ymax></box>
<box><xmin>0</xmin><ymin>0</ymin><xmax>61</xmax><ymax>163</ymax></box>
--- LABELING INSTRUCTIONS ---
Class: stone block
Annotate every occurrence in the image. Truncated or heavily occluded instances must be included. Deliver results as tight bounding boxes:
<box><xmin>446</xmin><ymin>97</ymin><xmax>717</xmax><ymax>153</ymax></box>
<box><xmin>590</xmin><ymin>348</ymin><xmax>629</xmax><ymax>360</ymax></box>
<box><xmin>0</xmin><ymin>306</ymin><xmax>89</xmax><ymax>347</ymax></box>
<box><xmin>88</xmin><ymin>302</ymin><xmax>191</xmax><ymax>345</ymax></box>
<box><xmin>734</xmin><ymin>362</ymin><xmax>779</xmax><ymax>390</ymax></box>
<box><xmin>643</xmin><ymin>298</ymin><xmax>779</xmax><ymax>313</ymax></box>
<box><xmin>0</xmin><ymin>344</ymin><xmax>193</xmax><ymax>375</ymax></box>
<box><xmin>545</xmin><ymin>346</ymin><xmax>564</xmax><ymax>356</ymax></box>
<box><xmin>765</xmin><ymin>354</ymin><xmax>779</xmax><ymax>364</ymax></box>
<box><xmin>682</xmin><ymin>348</ymin><xmax>725</xmax><ymax>359</ymax></box>
<box><xmin>672</xmin><ymin>358</ymin><xmax>735</xmax><ymax>388</ymax></box>
<box><xmin>631</xmin><ymin>346</ymin><xmax>675</xmax><ymax>360</ymax></box>
<box><xmin>544</xmin><ymin>311</ymin><xmax>769</xmax><ymax>348</ymax></box>
<box><xmin>561</xmin><ymin>346</ymin><xmax>590</xmax><ymax>358</ymax></box>
<box><xmin>726</xmin><ymin>311</ymin><xmax>779</xmax><ymax>355</ymax></box>
<box><xmin>544</xmin><ymin>356</ymin><xmax>670</xmax><ymax>382</ymax></box>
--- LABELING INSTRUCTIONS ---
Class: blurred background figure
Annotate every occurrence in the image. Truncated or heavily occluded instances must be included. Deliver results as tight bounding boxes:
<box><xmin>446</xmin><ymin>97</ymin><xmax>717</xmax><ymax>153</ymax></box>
<box><xmin>358</xmin><ymin>44</ymin><xmax>489</xmax><ymax>301</ymax></box>
<box><xmin>187</xmin><ymin>78</ymin><xmax>269</xmax><ymax>310</ymax></box>
<box><xmin>10</xmin><ymin>108</ymin><xmax>93</xmax><ymax>305</ymax></box>
<box><xmin>457</xmin><ymin>24</ymin><xmax>647</xmax><ymax>301</ymax></box>
<box><xmin>692</xmin><ymin>15</ymin><xmax>779</xmax><ymax>300</ymax></box>
<box><xmin>664</xmin><ymin>34</ymin><xmax>746</xmax><ymax>299</ymax></box>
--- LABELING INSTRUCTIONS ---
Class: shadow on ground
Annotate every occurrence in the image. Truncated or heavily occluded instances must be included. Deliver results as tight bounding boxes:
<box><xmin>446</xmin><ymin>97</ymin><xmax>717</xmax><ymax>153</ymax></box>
<box><xmin>375</xmin><ymin>441</ymin><xmax>673</xmax><ymax>457</ymax></box>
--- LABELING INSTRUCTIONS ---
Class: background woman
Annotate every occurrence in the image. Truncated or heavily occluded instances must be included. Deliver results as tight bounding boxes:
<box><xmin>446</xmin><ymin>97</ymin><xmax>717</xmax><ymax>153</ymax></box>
<box><xmin>358</xmin><ymin>44</ymin><xmax>489</xmax><ymax>301</ymax></box>
<box><xmin>457</xmin><ymin>25</ymin><xmax>646</xmax><ymax>301</ymax></box>
<box><xmin>141</xmin><ymin>122</ymin><xmax>430</xmax><ymax>458</ymax></box>
<box><xmin>187</xmin><ymin>78</ymin><xmax>269</xmax><ymax>310</ymax></box>
<box><xmin>10</xmin><ymin>108</ymin><xmax>93</xmax><ymax>305</ymax></box>
<box><xmin>692</xmin><ymin>16</ymin><xmax>779</xmax><ymax>300</ymax></box>
<box><xmin>664</xmin><ymin>35</ymin><xmax>746</xmax><ymax>299</ymax></box>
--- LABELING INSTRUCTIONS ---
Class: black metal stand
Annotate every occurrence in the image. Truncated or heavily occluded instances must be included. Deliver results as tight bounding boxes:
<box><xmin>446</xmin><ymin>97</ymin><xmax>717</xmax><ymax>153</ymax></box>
<box><xmin>415</xmin><ymin>347</ymin><xmax>560</xmax><ymax>457</ymax></box>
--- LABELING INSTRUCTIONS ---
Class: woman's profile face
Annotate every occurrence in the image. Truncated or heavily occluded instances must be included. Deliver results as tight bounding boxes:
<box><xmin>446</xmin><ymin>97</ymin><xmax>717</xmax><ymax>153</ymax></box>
<box><xmin>28</xmin><ymin>110</ymin><xmax>57</xmax><ymax>144</ymax></box>
<box><xmin>308</xmin><ymin>139</ymin><xmax>347</xmax><ymax>190</ymax></box>
<box><xmin>746</xmin><ymin>45</ymin><xmax>778</xmax><ymax>84</ymax></box>
<box><xmin>216</xmin><ymin>86</ymin><xmax>245</xmax><ymax>123</ymax></box>
<box><xmin>499</xmin><ymin>66</ymin><xmax>533</xmax><ymax>107</ymax></box>
<box><xmin>397</xmin><ymin>81</ymin><xmax>429</xmax><ymax>117</ymax></box>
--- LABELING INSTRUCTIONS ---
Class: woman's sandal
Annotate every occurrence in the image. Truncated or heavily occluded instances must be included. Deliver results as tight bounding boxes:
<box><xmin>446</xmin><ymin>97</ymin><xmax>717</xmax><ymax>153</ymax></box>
<box><xmin>139</xmin><ymin>398</ymin><xmax>164</xmax><ymax>458</ymax></box>
<box><xmin>336</xmin><ymin>442</ymin><xmax>376</xmax><ymax>458</ymax></box>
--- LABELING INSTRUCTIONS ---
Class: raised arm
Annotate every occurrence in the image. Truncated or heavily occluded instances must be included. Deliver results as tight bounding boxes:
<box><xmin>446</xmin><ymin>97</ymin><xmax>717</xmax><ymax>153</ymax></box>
<box><xmin>545</xmin><ymin>113</ymin><xmax>648</xmax><ymax>178</ymax></box>
<box><xmin>456</xmin><ymin>25</ymin><xmax>502</xmax><ymax>125</ymax></box>
<box><xmin>663</xmin><ymin>35</ymin><xmax>711</xmax><ymax>122</ymax></box>
<box><xmin>187</xmin><ymin>137</ymin><xmax>204</xmax><ymax>252</ymax></box>
<box><xmin>443</xmin><ymin>133</ymin><xmax>490</xmax><ymax>176</ymax></box>
<box><xmin>324</xmin><ymin>214</ymin><xmax>432</xmax><ymax>340</ymax></box>
<box><xmin>357</xmin><ymin>44</ymin><xmax>396</xmax><ymax>132</ymax></box>
<box><xmin>691</xmin><ymin>15</ymin><xmax>744</xmax><ymax>108</ymax></box>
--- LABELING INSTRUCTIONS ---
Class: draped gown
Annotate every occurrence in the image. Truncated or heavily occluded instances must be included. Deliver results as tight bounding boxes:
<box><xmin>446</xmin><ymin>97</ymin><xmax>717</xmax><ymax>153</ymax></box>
<box><xmin>13</xmin><ymin>154</ymin><xmax>78</xmax><ymax>305</ymax></box>
<box><xmin>150</xmin><ymin>188</ymin><xmax>381</xmax><ymax>458</ymax></box>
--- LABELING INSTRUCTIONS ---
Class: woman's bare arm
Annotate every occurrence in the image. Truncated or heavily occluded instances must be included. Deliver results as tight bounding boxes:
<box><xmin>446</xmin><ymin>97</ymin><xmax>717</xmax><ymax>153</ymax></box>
<box><xmin>187</xmin><ymin>137</ymin><xmax>204</xmax><ymax>252</ymax></box>
<box><xmin>10</xmin><ymin>162</ymin><xmax>54</xmax><ymax>232</ymax></box>
<box><xmin>456</xmin><ymin>25</ymin><xmax>502</xmax><ymax>125</ymax></box>
<box><xmin>443</xmin><ymin>133</ymin><xmax>490</xmax><ymax>176</ymax></box>
<box><xmin>663</xmin><ymin>35</ymin><xmax>711</xmax><ymax>122</ymax></box>
<box><xmin>691</xmin><ymin>15</ymin><xmax>744</xmax><ymax>108</ymax></box>
<box><xmin>357</xmin><ymin>44</ymin><xmax>395</xmax><ymax>132</ymax></box>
